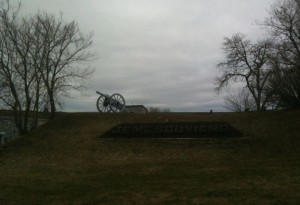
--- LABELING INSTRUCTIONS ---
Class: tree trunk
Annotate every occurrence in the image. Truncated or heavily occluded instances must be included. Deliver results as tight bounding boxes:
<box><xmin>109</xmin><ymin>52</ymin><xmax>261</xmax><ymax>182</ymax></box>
<box><xmin>13</xmin><ymin>102</ymin><xmax>26</xmax><ymax>135</ymax></box>
<box><xmin>49</xmin><ymin>93</ymin><xmax>56</xmax><ymax>119</ymax></box>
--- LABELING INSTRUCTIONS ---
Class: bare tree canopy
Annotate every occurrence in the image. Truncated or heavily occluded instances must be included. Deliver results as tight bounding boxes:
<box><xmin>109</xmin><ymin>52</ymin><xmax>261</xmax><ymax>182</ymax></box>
<box><xmin>216</xmin><ymin>0</ymin><xmax>300</xmax><ymax>111</ymax></box>
<box><xmin>0</xmin><ymin>0</ymin><xmax>94</xmax><ymax>134</ymax></box>
<box><xmin>223</xmin><ymin>88</ymin><xmax>256</xmax><ymax>112</ymax></box>
<box><xmin>216</xmin><ymin>33</ymin><xmax>273</xmax><ymax>111</ymax></box>
<box><xmin>261</xmin><ymin>0</ymin><xmax>300</xmax><ymax>108</ymax></box>
<box><xmin>29</xmin><ymin>12</ymin><xmax>95</xmax><ymax>118</ymax></box>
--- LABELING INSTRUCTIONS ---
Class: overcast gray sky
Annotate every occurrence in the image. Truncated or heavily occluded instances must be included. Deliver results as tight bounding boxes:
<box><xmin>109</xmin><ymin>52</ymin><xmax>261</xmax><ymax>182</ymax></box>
<box><xmin>22</xmin><ymin>0</ymin><xmax>273</xmax><ymax>112</ymax></box>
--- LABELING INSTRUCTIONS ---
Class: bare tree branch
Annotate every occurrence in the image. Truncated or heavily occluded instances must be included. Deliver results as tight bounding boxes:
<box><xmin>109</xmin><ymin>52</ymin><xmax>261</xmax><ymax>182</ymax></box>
<box><xmin>216</xmin><ymin>33</ymin><xmax>273</xmax><ymax>111</ymax></box>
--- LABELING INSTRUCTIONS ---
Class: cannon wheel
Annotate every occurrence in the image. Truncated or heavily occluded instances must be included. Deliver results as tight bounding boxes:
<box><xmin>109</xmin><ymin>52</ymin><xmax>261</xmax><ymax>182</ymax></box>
<box><xmin>109</xmin><ymin>93</ymin><xmax>126</xmax><ymax>112</ymax></box>
<box><xmin>96</xmin><ymin>95</ymin><xmax>111</xmax><ymax>112</ymax></box>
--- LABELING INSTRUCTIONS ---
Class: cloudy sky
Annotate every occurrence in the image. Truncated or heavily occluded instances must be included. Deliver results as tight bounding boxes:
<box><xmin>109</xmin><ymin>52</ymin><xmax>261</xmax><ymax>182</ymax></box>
<box><xmin>22</xmin><ymin>0</ymin><xmax>273</xmax><ymax>112</ymax></box>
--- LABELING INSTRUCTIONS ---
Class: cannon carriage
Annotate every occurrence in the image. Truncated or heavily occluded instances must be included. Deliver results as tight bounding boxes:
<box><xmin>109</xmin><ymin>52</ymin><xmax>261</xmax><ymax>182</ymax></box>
<box><xmin>96</xmin><ymin>91</ymin><xmax>126</xmax><ymax>112</ymax></box>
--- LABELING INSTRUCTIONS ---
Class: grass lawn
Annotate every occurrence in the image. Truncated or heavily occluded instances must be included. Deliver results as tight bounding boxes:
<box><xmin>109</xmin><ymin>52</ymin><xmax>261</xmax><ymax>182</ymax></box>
<box><xmin>0</xmin><ymin>111</ymin><xmax>300</xmax><ymax>204</ymax></box>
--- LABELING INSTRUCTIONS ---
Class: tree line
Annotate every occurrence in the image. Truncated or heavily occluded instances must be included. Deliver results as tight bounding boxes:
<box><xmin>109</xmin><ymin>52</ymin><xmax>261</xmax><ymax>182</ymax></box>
<box><xmin>0</xmin><ymin>0</ymin><xmax>94</xmax><ymax>135</ymax></box>
<box><xmin>216</xmin><ymin>0</ymin><xmax>300</xmax><ymax>112</ymax></box>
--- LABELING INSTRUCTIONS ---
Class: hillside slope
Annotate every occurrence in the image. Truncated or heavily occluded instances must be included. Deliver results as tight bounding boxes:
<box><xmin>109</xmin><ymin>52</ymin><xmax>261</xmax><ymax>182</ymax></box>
<box><xmin>0</xmin><ymin>111</ymin><xmax>300</xmax><ymax>204</ymax></box>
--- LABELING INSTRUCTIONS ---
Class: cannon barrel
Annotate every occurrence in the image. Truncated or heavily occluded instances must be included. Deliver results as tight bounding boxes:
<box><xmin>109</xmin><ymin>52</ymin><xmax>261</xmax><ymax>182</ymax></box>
<box><xmin>96</xmin><ymin>91</ymin><xmax>110</xmax><ymax>98</ymax></box>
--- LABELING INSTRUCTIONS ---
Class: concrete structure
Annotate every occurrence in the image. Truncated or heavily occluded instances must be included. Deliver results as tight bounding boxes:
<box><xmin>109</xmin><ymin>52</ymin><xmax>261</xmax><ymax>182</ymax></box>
<box><xmin>0</xmin><ymin>117</ymin><xmax>48</xmax><ymax>145</ymax></box>
<box><xmin>125</xmin><ymin>105</ymin><xmax>148</xmax><ymax>113</ymax></box>
<box><xmin>0</xmin><ymin>117</ymin><xmax>18</xmax><ymax>145</ymax></box>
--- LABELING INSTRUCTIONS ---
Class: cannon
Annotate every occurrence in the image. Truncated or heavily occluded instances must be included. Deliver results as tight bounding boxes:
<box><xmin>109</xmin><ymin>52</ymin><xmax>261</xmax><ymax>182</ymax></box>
<box><xmin>96</xmin><ymin>91</ymin><xmax>126</xmax><ymax>112</ymax></box>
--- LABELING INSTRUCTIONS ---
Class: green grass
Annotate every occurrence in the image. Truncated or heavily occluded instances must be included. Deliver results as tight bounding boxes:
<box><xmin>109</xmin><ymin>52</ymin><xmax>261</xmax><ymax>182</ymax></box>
<box><xmin>0</xmin><ymin>111</ymin><xmax>300</xmax><ymax>204</ymax></box>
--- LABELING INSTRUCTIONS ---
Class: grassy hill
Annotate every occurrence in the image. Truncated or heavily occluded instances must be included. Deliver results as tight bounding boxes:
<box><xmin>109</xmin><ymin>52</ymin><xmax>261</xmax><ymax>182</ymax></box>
<box><xmin>0</xmin><ymin>111</ymin><xmax>300</xmax><ymax>204</ymax></box>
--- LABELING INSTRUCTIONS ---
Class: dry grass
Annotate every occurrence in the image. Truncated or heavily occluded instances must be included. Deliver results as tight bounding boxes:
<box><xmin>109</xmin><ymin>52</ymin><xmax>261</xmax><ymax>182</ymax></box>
<box><xmin>0</xmin><ymin>111</ymin><xmax>300</xmax><ymax>204</ymax></box>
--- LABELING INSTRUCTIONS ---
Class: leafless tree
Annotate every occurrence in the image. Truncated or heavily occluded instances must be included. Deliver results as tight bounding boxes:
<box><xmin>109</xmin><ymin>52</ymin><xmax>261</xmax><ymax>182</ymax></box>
<box><xmin>148</xmin><ymin>106</ymin><xmax>171</xmax><ymax>112</ymax></box>
<box><xmin>216</xmin><ymin>33</ymin><xmax>274</xmax><ymax>111</ymax></box>
<box><xmin>261</xmin><ymin>0</ymin><xmax>300</xmax><ymax>108</ymax></box>
<box><xmin>223</xmin><ymin>88</ymin><xmax>256</xmax><ymax>112</ymax></box>
<box><xmin>0</xmin><ymin>1</ymin><xmax>34</xmax><ymax>134</ymax></box>
<box><xmin>0</xmin><ymin>0</ymin><xmax>95</xmax><ymax>134</ymax></box>
<box><xmin>28</xmin><ymin>13</ymin><xmax>95</xmax><ymax>119</ymax></box>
